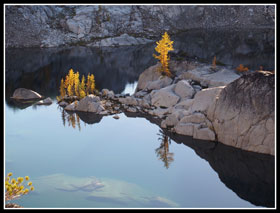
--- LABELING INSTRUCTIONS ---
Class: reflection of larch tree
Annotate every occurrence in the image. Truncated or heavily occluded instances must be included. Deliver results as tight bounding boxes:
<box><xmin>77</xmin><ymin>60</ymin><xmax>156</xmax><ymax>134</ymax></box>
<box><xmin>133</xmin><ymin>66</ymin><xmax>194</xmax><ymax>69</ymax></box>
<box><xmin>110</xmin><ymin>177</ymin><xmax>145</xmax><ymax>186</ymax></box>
<box><xmin>155</xmin><ymin>130</ymin><xmax>174</xmax><ymax>169</ymax></box>
<box><xmin>59</xmin><ymin>107</ymin><xmax>81</xmax><ymax>131</ymax></box>
<box><xmin>61</xmin><ymin>109</ymin><xmax>66</xmax><ymax>126</ymax></box>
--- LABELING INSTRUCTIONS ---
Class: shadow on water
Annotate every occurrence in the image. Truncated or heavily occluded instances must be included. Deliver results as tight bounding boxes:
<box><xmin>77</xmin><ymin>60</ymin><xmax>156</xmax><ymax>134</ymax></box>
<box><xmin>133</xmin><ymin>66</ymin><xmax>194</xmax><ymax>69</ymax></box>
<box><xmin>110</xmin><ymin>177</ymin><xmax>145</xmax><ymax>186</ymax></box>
<box><xmin>124</xmin><ymin>112</ymin><xmax>275</xmax><ymax>208</ymax></box>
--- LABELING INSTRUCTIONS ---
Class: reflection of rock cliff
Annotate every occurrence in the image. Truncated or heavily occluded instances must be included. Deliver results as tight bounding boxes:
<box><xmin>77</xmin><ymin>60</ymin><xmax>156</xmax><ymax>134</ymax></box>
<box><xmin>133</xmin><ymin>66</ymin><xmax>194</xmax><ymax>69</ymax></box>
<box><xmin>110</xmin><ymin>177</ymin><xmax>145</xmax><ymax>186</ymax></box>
<box><xmin>172</xmin><ymin>29</ymin><xmax>275</xmax><ymax>70</ymax></box>
<box><xmin>5</xmin><ymin>45</ymin><xmax>155</xmax><ymax>107</ymax></box>
<box><xmin>167</xmin><ymin>132</ymin><xmax>275</xmax><ymax>208</ymax></box>
<box><xmin>124</xmin><ymin>112</ymin><xmax>274</xmax><ymax>207</ymax></box>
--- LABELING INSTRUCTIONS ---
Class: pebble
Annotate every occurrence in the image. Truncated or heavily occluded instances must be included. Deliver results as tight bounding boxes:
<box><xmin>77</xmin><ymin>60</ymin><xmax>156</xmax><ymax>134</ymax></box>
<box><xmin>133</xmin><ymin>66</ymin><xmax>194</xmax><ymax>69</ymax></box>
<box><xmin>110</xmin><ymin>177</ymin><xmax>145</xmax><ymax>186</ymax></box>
<box><xmin>113</xmin><ymin>115</ymin><xmax>120</xmax><ymax>119</ymax></box>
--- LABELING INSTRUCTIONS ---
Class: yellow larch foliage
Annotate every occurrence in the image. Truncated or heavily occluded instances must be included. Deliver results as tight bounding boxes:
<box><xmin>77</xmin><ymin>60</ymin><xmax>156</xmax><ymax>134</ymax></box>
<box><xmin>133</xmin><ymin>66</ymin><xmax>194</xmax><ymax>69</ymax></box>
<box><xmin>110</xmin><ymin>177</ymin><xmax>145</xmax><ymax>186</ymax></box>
<box><xmin>236</xmin><ymin>64</ymin><xmax>249</xmax><ymax>72</ymax></box>
<box><xmin>86</xmin><ymin>74</ymin><xmax>95</xmax><ymax>95</ymax></box>
<box><xmin>153</xmin><ymin>32</ymin><xmax>174</xmax><ymax>77</ymax></box>
<box><xmin>79</xmin><ymin>75</ymin><xmax>86</xmax><ymax>99</ymax></box>
<box><xmin>60</xmin><ymin>79</ymin><xmax>66</xmax><ymax>98</ymax></box>
<box><xmin>59</xmin><ymin>69</ymin><xmax>96</xmax><ymax>101</ymax></box>
<box><xmin>212</xmin><ymin>56</ymin><xmax>216</xmax><ymax>69</ymax></box>
<box><xmin>74</xmin><ymin>72</ymin><xmax>80</xmax><ymax>97</ymax></box>
<box><xmin>5</xmin><ymin>173</ymin><xmax>34</xmax><ymax>201</ymax></box>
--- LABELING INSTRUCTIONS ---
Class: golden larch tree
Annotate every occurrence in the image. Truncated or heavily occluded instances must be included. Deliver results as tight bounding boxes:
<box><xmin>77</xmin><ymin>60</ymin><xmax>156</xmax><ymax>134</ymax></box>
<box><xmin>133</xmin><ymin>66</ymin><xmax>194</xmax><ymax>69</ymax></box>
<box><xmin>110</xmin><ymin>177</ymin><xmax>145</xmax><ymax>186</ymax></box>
<box><xmin>153</xmin><ymin>32</ymin><xmax>174</xmax><ymax>77</ymax></box>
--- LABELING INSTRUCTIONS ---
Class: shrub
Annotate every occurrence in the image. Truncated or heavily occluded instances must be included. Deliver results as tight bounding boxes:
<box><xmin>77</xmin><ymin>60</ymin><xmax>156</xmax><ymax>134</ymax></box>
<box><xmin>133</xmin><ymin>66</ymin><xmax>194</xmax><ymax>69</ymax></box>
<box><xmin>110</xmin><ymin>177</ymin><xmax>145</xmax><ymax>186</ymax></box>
<box><xmin>212</xmin><ymin>56</ymin><xmax>216</xmax><ymax>70</ymax></box>
<box><xmin>153</xmin><ymin>32</ymin><xmax>174</xmax><ymax>77</ymax></box>
<box><xmin>5</xmin><ymin>172</ymin><xmax>34</xmax><ymax>202</ymax></box>
<box><xmin>236</xmin><ymin>64</ymin><xmax>249</xmax><ymax>72</ymax></box>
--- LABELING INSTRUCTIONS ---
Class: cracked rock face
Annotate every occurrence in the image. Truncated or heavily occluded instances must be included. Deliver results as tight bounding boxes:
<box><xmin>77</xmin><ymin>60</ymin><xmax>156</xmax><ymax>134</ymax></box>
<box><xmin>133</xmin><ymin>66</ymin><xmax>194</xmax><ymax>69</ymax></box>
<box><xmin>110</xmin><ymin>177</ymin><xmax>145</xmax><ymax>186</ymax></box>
<box><xmin>212</xmin><ymin>71</ymin><xmax>275</xmax><ymax>155</ymax></box>
<box><xmin>5</xmin><ymin>5</ymin><xmax>275</xmax><ymax>48</ymax></box>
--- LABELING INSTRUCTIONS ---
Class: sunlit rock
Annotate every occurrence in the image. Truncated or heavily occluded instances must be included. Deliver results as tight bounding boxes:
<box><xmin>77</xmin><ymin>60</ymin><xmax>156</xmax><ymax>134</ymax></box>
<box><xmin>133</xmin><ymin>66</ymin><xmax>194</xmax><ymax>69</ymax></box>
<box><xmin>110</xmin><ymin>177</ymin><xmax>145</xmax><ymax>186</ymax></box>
<box><xmin>147</xmin><ymin>107</ymin><xmax>170</xmax><ymax>119</ymax></box>
<box><xmin>180</xmin><ymin>112</ymin><xmax>206</xmax><ymax>124</ymax></box>
<box><xmin>182</xmin><ymin>66</ymin><xmax>240</xmax><ymax>87</ymax></box>
<box><xmin>118</xmin><ymin>96</ymin><xmax>138</xmax><ymax>106</ymax></box>
<box><xmin>150</xmin><ymin>85</ymin><xmax>180</xmax><ymax>108</ymax></box>
<box><xmin>174</xmin><ymin>80</ymin><xmax>195</xmax><ymax>99</ymax></box>
<box><xmin>193</xmin><ymin>126</ymin><xmax>216</xmax><ymax>141</ymax></box>
<box><xmin>11</xmin><ymin>88</ymin><xmax>43</xmax><ymax>100</ymax></box>
<box><xmin>145</xmin><ymin>76</ymin><xmax>173</xmax><ymax>91</ymax></box>
<box><xmin>161</xmin><ymin>114</ymin><xmax>179</xmax><ymax>128</ymax></box>
<box><xmin>190</xmin><ymin>86</ymin><xmax>224</xmax><ymax>117</ymax></box>
<box><xmin>174</xmin><ymin>123</ymin><xmax>197</xmax><ymax>136</ymax></box>
<box><xmin>136</xmin><ymin>63</ymin><xmax>161</xmax><ymax>91</ymax></box>
<box><xmin>76</xmin><ymin>95</ymin><xmax>105</xmax><ymax>113</ymax></box>
<box><xmin>213</xmin><ymin>71</ymin><xmax>275</xmax><ymax>155</ymax></box>
<box><xmin>65</xmin><ymin>101</ymin><xmax>78</xmax><ymax>111</ymax></box>
<box><xmin>35</xmin><ymin>97</ymin><xmax>53</xmax><ymax>105</ymax></box>
<box><xmin>174</xmin><ymin>99</ymin><xmax>194</xmax><ymax>110</ymax></box>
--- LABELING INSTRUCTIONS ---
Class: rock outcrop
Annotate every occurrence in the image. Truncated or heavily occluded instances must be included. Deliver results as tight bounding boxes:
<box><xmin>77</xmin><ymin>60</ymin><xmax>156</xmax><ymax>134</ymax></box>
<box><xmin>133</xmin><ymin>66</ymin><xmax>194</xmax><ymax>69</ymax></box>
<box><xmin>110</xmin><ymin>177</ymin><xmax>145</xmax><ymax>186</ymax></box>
<box><xmin>212</xmin><ymin>71</ymin><xmax>275</xmax><ymax>155</ymax></box>
<box><xmin>5</xmin><ymin>5</ymin><xmax>275</xmax><ymax>48</ymax></box>
<box><xmin>55</xmin><ymin>60</ymin><xmax>275</xmax><ymax>156</ymax></box>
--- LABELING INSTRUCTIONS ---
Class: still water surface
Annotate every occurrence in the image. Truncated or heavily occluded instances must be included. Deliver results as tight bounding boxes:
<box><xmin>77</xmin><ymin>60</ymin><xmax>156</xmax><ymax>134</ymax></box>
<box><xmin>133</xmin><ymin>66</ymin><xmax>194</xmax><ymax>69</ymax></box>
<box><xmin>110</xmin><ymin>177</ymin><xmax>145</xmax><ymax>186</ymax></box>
<box><xmin>5</xmin><ymin>28</ymin><xmax>275</xmax><ymax>208</ymax></box>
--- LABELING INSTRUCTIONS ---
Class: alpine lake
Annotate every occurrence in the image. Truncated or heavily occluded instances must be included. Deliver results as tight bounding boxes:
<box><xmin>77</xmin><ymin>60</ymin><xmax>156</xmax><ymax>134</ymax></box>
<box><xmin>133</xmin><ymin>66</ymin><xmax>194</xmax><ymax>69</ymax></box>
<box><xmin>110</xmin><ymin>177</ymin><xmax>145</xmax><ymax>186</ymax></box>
<box><xmin>4</xmin><ymin>28</ymin><xmax>275</xmax><ymax>208</ymax></box>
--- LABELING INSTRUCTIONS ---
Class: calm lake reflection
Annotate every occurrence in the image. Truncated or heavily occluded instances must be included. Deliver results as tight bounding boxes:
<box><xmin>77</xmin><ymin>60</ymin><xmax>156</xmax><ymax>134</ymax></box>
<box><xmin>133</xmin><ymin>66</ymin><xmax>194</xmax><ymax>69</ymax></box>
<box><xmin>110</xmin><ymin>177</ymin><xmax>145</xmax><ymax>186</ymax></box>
<box><xmin>5</xmin><ymin>28</ymin><xmax>275</xmax><ymax>208</ymax></box>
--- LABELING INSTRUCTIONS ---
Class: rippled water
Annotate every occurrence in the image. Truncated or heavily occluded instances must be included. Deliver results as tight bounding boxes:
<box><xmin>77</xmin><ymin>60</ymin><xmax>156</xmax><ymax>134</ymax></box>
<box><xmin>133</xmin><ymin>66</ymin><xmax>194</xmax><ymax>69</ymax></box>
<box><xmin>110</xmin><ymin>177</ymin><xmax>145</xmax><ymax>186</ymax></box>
<box><xmin>4</xmin><ymin>28</ymin><xmax>275</xmax><ymax>208</ymax></box>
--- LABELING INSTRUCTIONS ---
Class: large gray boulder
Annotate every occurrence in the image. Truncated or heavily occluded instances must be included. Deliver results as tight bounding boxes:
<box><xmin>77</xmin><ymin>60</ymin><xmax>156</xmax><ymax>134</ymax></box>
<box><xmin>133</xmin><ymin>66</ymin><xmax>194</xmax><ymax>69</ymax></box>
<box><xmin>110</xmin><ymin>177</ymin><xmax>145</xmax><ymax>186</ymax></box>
<box><xmin>150</xmin><ymin>85</ymin><xmax>180</xmax><ymax>108</ymax></box>
<box><xmin>136</xmin><ymin>63</ymin><xmax>161</xmax><ymax>91</ymax></box>
<box><xmin>145</xmin><ymin>76</ymin><xmax>173</xmax><ymax>91</ymax></box>
<box><xmin>190</xmin><ymin>86</ymin><xmax>225</xmax><ymax>120</ymax></box>
<box><xmin>182</xmin><ymin>66</ymin><xmax>240</xmax><ymax>87</ymax></box>
<box><xmin>118</xmin><ymin>96</ymin><xmax>138</xmax><ymax>106</ymax></box>
<box><xmin>174</xmin><ymin>80</ymin><xmax>195</xmax><ymax>99</ymax></box>
<box><xmin>76</xmin><ymin>94</ymin><xmax>105</xmax><ymax>113</ymax></box>
<box><xmin>212</xmin><ymin>71</ymin><xmax>275</xmax><ymax>155</ymax></box>
<box><xmin>11</xmin><ymin>88</ymin><xmax>43</xmax><ymax>100</ymax></box>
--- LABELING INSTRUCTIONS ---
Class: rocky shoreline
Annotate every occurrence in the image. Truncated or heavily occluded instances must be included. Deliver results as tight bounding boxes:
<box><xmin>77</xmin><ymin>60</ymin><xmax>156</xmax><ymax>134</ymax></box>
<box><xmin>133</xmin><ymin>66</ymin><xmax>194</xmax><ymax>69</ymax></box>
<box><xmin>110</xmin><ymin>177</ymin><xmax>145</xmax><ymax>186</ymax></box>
<box><xmin>59</xmin><ymin>60</ymin><xmax>274</xmax><ymax>155</ymax></box>
<box><xmin>12</xmin><ymin>59</ymin><xmax>274</xmax><ymax>156</ymax></box>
